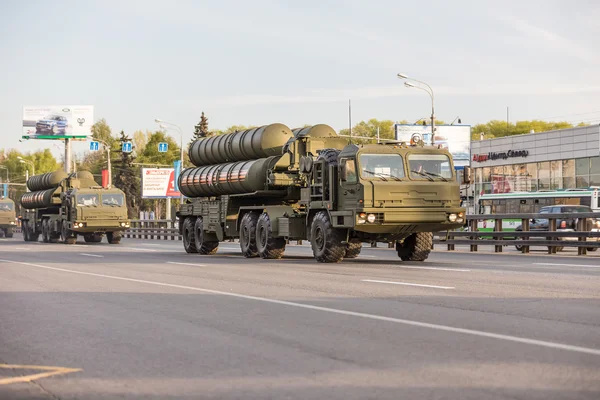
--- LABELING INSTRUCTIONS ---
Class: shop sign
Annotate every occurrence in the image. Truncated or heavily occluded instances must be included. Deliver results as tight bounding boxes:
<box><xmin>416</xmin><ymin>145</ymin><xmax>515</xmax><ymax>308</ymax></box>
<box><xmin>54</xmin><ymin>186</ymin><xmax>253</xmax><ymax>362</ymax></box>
<box><xmin>472</xmin><ymin>149</ymin><xmax>529</xmax><ymax>162</ymax></box>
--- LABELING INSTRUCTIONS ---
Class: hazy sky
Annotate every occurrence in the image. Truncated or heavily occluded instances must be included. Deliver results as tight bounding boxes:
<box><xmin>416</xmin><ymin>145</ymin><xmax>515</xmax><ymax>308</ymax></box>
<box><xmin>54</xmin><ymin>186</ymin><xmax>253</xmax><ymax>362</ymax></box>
<box><xmin>1</xmin><ymin>0</ymin><xmax>599</xmax><ymax>159</ymax></box>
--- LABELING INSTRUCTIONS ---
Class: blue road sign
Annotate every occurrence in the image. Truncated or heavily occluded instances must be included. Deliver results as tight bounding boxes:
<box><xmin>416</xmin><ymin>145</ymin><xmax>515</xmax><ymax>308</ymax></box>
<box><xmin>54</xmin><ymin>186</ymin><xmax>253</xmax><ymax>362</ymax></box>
<box><xmin>89</xmin><ymin>141</ymin><xmax>100</xmax><ymax>151</ymax></box>
<box><xmin>122</xmin><ymin>142</ymin><xmax>133</xmax><ymax>153</ymax></box>
<box><xmin>158</xmin><ymin>142</ymin><xmax>168</xmax><ymax>153</ymax></box>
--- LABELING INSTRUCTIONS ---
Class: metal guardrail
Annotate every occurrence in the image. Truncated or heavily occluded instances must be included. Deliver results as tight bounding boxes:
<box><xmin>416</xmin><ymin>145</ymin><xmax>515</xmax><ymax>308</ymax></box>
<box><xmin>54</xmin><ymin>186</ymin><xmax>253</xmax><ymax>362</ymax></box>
<box><xmin>125</xmin><ymin>213</ymin><xmax>600</xmax><ymax>256</ymax></box>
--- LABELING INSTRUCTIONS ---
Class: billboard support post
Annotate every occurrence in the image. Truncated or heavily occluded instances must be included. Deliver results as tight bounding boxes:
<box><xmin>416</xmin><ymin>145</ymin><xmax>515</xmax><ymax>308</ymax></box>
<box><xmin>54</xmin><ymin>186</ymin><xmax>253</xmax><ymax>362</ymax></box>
<box><xmin>166</xmin><ymin>198</ymin><xmax>171</xmax><ymax>220</ymax></box>
<box><xmin>64</xmin><ymin>138</ymin><xmax>72</xmax><ymax>174</ymax></box>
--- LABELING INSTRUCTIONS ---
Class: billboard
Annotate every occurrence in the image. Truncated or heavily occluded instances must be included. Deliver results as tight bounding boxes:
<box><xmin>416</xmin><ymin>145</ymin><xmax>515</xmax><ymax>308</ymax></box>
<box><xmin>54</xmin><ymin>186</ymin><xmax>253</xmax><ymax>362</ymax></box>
<box><xmin>22</xmin><ymin>105</ymin><xmax>94</xmax><ymax>139</ymax></box>
<box><xmin>394</xmin><ymin>124</ymin><xmax>471</xmax><ymax>167</ymax></box>
<box><xmin>141</xmin><ymin>168</ymin><xmax>181</xmax><ymax>198</ymax></box>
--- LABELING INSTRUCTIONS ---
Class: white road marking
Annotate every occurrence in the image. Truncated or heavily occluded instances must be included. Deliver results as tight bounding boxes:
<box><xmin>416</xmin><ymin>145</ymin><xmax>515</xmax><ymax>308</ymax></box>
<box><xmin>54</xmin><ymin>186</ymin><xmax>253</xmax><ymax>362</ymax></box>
<box><xmin>79</xmin><ymin>253</ymin><xmax>104</xmax><ymax>258</ymax></box>
<box><xmin>397</xmin><ymin>266</ymin><xmax>470</xmax><ymax>272</ymax></box>
<box><xmin>362</xmin><ymin>279</ymin><xmax>455</xmax><ymax>290</ymax></box>
<box><xmin>1</xmin><ymin>258</ymin><xmax>599</xmax><ymax>357</ymax></box>
<box><xmin>534</xmin><ymin>263</ymin><xmax>600</xmax><ymax>268</ymax></box>
<box><xmin>14</xmin><ymin>247</ymin><xmax>29</xmax><ymax>250</ymax></box>
<box><xmin>166</xmin><ymin>261</ymin><xmax>207</xmax><ymax>267</ymax></box>
<box><xmin>127</xmin><ymin>247</ymin><xmax>157</xmax><ymax>252</ymax></box>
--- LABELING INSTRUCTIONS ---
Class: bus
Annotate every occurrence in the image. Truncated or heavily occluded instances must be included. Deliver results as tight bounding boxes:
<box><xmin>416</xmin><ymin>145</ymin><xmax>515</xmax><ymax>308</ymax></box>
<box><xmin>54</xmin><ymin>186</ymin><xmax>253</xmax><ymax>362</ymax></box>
<box><xmin>476</xmin><ymin>189</ymin><xmax>600</xmax><ymax>231</ymax></box>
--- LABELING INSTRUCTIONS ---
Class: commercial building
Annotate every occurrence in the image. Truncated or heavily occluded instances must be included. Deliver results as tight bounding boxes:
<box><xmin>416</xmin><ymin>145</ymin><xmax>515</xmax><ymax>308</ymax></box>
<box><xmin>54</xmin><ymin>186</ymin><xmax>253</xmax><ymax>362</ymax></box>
<box><xmin>470</xmin><ymin>124</ymin><xmax>600</xmax><ymax>199</ymax></box>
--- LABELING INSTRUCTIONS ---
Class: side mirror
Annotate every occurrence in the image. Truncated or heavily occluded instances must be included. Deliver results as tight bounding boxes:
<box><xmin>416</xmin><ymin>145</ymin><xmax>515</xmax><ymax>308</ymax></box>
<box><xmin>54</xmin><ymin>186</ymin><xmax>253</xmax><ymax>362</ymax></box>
<box><xmin>462</xmin><ymin>166</ymin><xmax>473</xmax><ymax>184</ymax></box>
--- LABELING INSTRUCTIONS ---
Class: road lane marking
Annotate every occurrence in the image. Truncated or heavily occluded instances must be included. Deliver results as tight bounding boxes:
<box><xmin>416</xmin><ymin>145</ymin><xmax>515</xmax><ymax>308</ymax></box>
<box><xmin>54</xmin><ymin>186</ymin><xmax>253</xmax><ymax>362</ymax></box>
<box><xmin>362</xmin><ymin>279</ymin><xmax>455</xmax><ymax>290</ymax></box>
<box><xmin>0</xmin><ymin>364</ymin><xmax>82</xmax><ymax>385</ymax></box>
<box><xmin>534</xmin><ymin>263</ymin><xmax>600</xmax><ymax>268</ymax></box>
<box><xmin>14</xmin><ymin>247</ymin><xmax>29</xmax><ymax>250</ymax></box>
<box><xmin>79</xmin><ymin>253</ymin><xmax>104</xmax><ymax>258</ymax></box>
<box><xmin>2</xmin><ymin>258</ymin><xmax>600</xmax><ymax>357</ymax></box>
<box><xmin>127</xmin><ymin>247</ymin><xmax>157</xmax><ymax>252</ymax></box>
<box><xmin>397</xmin><ymin>266</ymin><xmax>470</xmax><ymax>272</ymax></box>
<box><xmin>166</xmin><ymin>261</ymin><xmax>207</xmax><ymax>267</ymax></box>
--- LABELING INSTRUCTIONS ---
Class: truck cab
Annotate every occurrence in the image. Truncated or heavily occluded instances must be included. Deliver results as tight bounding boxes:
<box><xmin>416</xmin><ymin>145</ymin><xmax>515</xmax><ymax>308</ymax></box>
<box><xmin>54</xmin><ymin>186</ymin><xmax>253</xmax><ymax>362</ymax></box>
<box><xmin>0</xmin><ymin>198</ymin><xmax>16</xmax><ymax>238</ymax></box>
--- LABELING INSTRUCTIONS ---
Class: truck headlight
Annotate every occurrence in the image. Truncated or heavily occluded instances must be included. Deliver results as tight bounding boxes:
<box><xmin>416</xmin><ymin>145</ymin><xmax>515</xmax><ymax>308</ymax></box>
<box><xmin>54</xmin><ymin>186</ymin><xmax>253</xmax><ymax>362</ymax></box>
<box><xmin>367</xmin><ymin>213</ymin><xmax>376</xmax><ymax>223</ymax></box>
<box><xmin>357</xmin><ymin>212</ymin><xmax>366</xmax><ymax>224</ymax></box>
<box><xmin>448</xmin><ymin>213</ymin><xmax>457</xmax><ymax>222</ymax></box>
<box><xmin>9</xmin><ymin>221</ymin><xmax>15</xmax><ymax>225</ymax></box>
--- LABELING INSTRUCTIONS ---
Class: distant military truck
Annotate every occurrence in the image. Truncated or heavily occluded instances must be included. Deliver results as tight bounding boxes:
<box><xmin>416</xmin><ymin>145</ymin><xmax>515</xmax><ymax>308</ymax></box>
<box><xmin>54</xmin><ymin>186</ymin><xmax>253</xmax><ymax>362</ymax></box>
<box><xmin>177</xmin><ymin>123</ymin><xmax>466</xmax><ymax>262</ymax></box>
<box><xmin>0</xmin><ymin>198</ymin><xmax>16</xmax><ymax>238</ymax></box>
<box><xmin>20</xmin><ymin>170</ymin><xmax>130</xmax><ymax>244</ymax></box>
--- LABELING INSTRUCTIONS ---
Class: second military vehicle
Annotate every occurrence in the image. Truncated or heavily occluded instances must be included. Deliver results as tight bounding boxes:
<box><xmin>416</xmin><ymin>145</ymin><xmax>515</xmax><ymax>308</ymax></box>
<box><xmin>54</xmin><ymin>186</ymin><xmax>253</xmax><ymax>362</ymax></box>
<box><xmin>20</xmin><ymin>170</ymin><xmax>130</xmax><ymax>244</ymax></box>
<box><xmin>177</xmin><ymin>123</ymin><xmax>465</xmax><ymax>263</ymax></box>
<box><xmin>0</xmin><ymin>198</ymin><xmax>16</xmax><ymax>238</ymax></box>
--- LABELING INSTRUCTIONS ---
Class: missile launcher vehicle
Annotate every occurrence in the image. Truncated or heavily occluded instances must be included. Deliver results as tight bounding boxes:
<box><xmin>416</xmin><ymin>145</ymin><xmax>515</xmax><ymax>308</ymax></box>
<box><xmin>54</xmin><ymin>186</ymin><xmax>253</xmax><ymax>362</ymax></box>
<box><xmin>177</xmin><ymin>123</ymin><xmax>466</xmax><ymax>262</ymax></box>
<box><xmin>0</xmin><ymin>198</ymin><xmax>16</xmax><ymax>238</ymax></box>
<box><xmin>20</xmin><ymin>170</ymin><xmax>130</xmax><ymax>244</ymax></box>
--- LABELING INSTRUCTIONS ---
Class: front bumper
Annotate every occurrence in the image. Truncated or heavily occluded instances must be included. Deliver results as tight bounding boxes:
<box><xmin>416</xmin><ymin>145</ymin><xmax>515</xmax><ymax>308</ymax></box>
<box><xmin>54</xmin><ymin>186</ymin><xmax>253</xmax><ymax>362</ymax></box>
<box><xmin>71</xmin><ymin>220</ymin><xmax>130</xmax><ymax>233</ymax></box>
<box><xmin>353</xmin><ymin>207</ymin><xmax>465</xmax><ymax>234</ymax></box>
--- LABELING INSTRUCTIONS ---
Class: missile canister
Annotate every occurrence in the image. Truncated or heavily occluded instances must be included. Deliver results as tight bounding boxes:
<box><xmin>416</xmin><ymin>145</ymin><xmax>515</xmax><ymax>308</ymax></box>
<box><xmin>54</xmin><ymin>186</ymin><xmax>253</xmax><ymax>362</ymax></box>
<box><xmin>20</xmin><ymin>188</ymin><xmax>61</xmax><ymax>209</ymax></box>
<box><xmin>178</xmin><ymin>156</ymin><xmax>280</xmax><ymax>198</ymax></box>
<box><xmin>189</xmin><ymin>123</ymin><xmax>293</xmax><ymax>167</ymax></box>
<box><xmin>26</xmin><ymin>171</ymin><xmax>68</xmax><ymax>192</ymax></box>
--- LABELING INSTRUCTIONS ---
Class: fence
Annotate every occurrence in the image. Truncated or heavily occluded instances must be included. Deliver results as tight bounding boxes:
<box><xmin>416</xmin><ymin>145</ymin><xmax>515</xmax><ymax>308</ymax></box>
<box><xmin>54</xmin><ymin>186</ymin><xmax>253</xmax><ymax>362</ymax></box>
<box><xmin>125</xmin><ymin>212</ymin><xmax>600</xmax><ymax>256</ymax></box>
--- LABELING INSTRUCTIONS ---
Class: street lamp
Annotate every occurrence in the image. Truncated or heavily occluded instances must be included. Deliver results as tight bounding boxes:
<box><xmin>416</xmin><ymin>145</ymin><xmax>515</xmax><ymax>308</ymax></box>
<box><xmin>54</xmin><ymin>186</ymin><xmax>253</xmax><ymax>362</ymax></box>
<box><xmin>397</xmin><ymin>73</ymin><xmax>436</xmax><ymax>144</ymax></box>
<box><xmin>18</xmin><ymin>157</ymin><xmax>35</xmax><ymax>185</ymax></box>
<box><xmin>154</xmin><ymin>118</ymin><xmax>184</xmax><ymax>205</ymax></box>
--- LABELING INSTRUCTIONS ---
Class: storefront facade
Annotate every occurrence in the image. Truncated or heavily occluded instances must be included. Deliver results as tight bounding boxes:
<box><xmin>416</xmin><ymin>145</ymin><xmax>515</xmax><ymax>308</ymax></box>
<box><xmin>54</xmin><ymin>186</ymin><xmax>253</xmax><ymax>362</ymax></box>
<box><xmin>470</xmin><ymin>125</ymin><xmax>600</xmax><ymax>198</ymax></box>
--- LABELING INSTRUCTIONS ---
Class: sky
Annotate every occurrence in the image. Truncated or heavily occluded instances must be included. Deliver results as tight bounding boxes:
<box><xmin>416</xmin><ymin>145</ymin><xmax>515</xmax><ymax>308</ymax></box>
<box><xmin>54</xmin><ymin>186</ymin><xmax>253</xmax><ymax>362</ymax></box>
<box><xmin>1</xmin><ymin>0</ymin><xmax>599</xmax><ymax>160</ymax></box>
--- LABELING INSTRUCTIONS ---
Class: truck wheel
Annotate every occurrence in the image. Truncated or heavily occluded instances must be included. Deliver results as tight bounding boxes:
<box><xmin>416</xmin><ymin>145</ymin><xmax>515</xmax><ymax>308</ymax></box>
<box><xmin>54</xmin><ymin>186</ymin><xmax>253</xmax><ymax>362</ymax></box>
<box><xmin>193</xmin><ymin>217</ymin><xmax>219</xmax><ymax>255</ymax></box>
<box><xmin>256</xmin><ymin>212</ymin><xmax>286</xmax><ymax>259</ymax></box>
<box><xmin>397</xmin><ymin>232</ymin><xmax>432</xmax><ymax>261</ymax></box>
<box><xmin>61</xmin><ymin>223</ymin><xmax>77</xmax><ymax>244</ymax></box>
<box><xmin>239</xmin><ymin>212</ymin><xmax>259</xmax><ymax>258</ymax></box>
<box><xmin>181</xmin><ymin>218</ymin><xmax>197</xmax><ymax>253</ymax></box>
<box><xmin>310</xmin><ymin>211</ymin><xmax>345</xmax><ymax>263</ymax></box>
<box><xmin>5</xmin><ymin>228</ymin><xmax>13</xmax><ymax>238</ymax></box>
<box><xmin>344</xmin><ymin>239</ymin><xmax>362</xmax><ymax>259</ymax></box>
<box><xmin>42</xmin><ymin>219</ymin><xmax>50</xmax><ymax>243</ymax></box>
<box><xmin>106</xmin><ymin>232</ymin><xmax>122</xmax><ymax>245</ymax></box>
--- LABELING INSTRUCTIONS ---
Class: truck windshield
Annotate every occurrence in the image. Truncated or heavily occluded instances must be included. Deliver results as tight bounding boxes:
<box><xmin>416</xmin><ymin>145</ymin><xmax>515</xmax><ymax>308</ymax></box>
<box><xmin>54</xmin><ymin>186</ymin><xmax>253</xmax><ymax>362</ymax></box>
<box><xmin>77</xmin><ymin>194</ymin><xmax>99</xmax><ymax>206</ymax></box>
<box><xmin>0</xmin><ymin>202</ymin><xmax>13</xmax><ymax>211</ymax></box>
<box><xmin>359</xmin><ymin>154</ymin><xmax>405</xmax><ymax>180</ymax></box>
<box><xmin>102</xmin><ymin>194</ymin><xmax>124</xmax><ymax>206</ymax></box>
<box><xmin>408</xmin><ymin>154</ymin><xmax>453</xmax><ymax>180</ymax></box>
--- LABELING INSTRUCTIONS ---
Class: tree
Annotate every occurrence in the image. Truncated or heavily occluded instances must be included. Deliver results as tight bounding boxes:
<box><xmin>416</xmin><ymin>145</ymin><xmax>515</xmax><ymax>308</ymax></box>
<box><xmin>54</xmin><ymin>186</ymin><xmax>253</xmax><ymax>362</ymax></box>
<box><xmin>113</xmin><ymin>131</ymin><xmax>139</xmax><ymax>218</ymax></box>
<box><xmin>471</xmin><ymin>120</ymin><xmax>576</xmax><ymax>141</ymax></box>
<box><xmin>192</xmin><ymin>112</ymin><xmax>210</xmax><ymax>141</ymax></box>
<box><xmin>137</xmin><ymin>131</ymin><xmax>181</xmax><ymax>167</ymax></box>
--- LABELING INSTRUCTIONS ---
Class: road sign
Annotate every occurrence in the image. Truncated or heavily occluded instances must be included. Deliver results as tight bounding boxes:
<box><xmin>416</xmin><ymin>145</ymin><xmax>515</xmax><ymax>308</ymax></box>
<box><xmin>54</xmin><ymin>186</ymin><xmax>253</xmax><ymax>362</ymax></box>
<box><xmin>89</xmin><ymin>141</ymin><xmax>99</xmax><ymax>151</ymax></box>
<box><xmin>158</xmin><ymin>142</ymin><xmax>168</xmax><ymax>153</ymax></box>
<box><xmin>122</xmin><ymin>142</ymin><xmax>133</xmax><ymax>153</ymax></box>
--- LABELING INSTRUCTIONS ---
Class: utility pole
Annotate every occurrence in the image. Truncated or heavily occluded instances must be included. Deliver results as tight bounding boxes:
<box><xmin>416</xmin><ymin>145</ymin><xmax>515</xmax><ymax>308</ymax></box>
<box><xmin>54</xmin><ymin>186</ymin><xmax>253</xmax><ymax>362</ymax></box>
<box><xmin>64</xmin><ymin>138</ymin><xmax>72</xmax><ymax>174</ymax></box>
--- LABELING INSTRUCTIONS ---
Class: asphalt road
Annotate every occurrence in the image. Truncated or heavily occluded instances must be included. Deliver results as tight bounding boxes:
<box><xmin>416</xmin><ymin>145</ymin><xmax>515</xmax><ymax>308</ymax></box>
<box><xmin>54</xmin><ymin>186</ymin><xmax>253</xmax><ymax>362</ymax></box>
<box><xmin>1</xmin><ymin>235</ymin><xmax>599</xmax><ymax>399</ymax></box>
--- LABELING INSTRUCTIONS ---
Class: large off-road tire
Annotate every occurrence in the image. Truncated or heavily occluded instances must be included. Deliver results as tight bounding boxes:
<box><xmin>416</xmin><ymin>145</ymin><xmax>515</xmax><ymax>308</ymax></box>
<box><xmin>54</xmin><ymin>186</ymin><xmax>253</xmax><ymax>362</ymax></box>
<box><xmin>181</xmin><ymin>218</ymin><xmax>197</xmax><ymax>253</ymax></box>
<box><xmin>194</xmin><ymin>217</ymin><xmax>219</xmax><ymax>255</ymax></box>
<box><xmin>315</xmin><ymin>149</ymin><xmax>340</xmax><ymax>199</ymax></box>
<box><xmin>106</xmin><ymin>232</ymin><xmax>122</xmax><ymax>245</ymax></box>
<box><xmin>256</xmin><ymin>212</ymin><xmax>286</xmax><ymax>259</ymax></box>
<box><xmin>42</xmin><ymin>219</ymin><xmax>50</xmax><ymax>243</ymax></box>
<box><xmin>5</xmin><ymin>228</ymin><xmax>13</xmax><ymax>238</ymax></box>
<box><xmin>344</xmin><ymin>239</ymin><xmax>362</xmax><ymax>259</ymax></box>
<box><xmin>397</xmin><ymin>232</ymin><xmax>432</xmax><ymax>261</ymax></box>
<box><xmin>310</xmin><ymin>211</ymin><xmax>345</xmax><ymax>263</ymax></box>
<box><xmin>61</xmin><ymin>222</ymin><xmax>77</xmax><ymax>244</ymax></box>
<box><xmin>239</xmin><ymin>212</ymin><xmax>259</xmax><ymax>258</ymax></box>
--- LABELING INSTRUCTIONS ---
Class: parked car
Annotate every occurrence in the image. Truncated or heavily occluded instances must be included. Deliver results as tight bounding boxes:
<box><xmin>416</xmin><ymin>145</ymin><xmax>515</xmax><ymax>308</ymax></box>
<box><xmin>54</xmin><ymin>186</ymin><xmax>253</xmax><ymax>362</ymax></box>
<box><xmin>514</xmin><ymin>205</ymin><xmax>599</xmax><ymax>251</ymax></box>
<box><xmin>35</xmin><ymin>115</ymin><xmax>68</xmax><ymax>135</ymax></box>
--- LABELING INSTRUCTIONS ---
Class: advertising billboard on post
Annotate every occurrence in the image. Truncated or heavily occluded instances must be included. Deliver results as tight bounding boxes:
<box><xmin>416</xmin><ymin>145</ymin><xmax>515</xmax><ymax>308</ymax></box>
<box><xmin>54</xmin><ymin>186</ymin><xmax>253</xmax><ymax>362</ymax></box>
<box><xmin>141</xmin><ymin>168</ymin><xmax>181</xmax><ymax>198</ymax></box>
<box><xmin>394</xmin><ymin>124</ymin><xmax>471</xmax><ymax>167</ymax></box>
<box><xmin>22</xmin><ymin>105</ymin><xmax>94</xmax><ymax>139</ymax></box>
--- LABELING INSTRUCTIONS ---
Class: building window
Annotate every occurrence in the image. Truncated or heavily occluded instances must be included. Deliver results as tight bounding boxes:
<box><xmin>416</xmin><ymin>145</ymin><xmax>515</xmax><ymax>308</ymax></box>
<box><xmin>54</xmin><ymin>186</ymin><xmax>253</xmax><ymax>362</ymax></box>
<box><xmin>562</xmin><ymin>159</ymin><xmax>575</xmax><ymax>189</ymax></box>
<box><xmin>576</xmin><ymin>158</ymin><xmax>590</xmax><ymax>188</ymax></box>
<box><xmin>538</xmin><ymin>162</ymin><xmax>550</xmax><ymax>190</ymax></box>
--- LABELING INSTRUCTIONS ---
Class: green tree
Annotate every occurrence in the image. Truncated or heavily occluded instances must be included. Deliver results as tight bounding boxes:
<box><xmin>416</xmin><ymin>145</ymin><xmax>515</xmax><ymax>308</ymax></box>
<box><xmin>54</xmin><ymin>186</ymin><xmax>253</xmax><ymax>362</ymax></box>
<box><xmin>113</xmin><ymin>131</ymin><xmax>139</xmax><ymax>218</ymax></box>
<box><xmin>137</xmin><ymin>131</ymin><xmax>181</xmax><ymax>167</ymax></box>
<box><xmin>192</xmin><ymin>112</ymin><xmax>210</xmax><ymax>141</ymax></box>
<box><xmin>471</xmin><ymin>120</ymin><xmax>576</xmax><ymax>140</ymax></box>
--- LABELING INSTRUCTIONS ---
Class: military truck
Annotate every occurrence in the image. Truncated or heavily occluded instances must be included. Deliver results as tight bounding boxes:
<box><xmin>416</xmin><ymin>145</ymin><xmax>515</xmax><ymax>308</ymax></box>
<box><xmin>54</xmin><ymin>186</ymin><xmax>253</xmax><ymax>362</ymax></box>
<box><xmin>0</xmin><ymin>198</ymin><xmax>16</xmax><ymax>238</ymax></box>
<box><xmin>177</xmin><ymin>123</ymin><xmax>465</xmax><ymax>263</ymax></box>
<box><xmin>20</xmin><ymin>170</ymin><xmax>130</xmax><ymax>244</ymax></box>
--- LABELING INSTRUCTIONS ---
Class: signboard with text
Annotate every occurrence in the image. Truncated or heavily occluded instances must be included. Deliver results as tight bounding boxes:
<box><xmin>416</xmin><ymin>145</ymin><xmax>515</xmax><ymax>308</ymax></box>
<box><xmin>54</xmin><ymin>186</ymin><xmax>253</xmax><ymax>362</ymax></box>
<box><xmin>141</xmin><ymin>168</ymin><xmax>181</xmax><ymax>198</ymax></box>
<box><xmin>394</xmin><ymin>124</ymin><xmax>471</xmax><ymax>167</ymax></box>
<box><xmin>22</xmin><ymin>105</ymin><xmax>94</xmax><ymax>139</ymax></box>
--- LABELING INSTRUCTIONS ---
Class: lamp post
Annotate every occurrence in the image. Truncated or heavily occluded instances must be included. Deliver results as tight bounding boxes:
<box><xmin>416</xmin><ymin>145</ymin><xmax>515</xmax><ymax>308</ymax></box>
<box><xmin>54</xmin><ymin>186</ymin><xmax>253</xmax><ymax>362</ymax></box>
<box><xmin>96</xmin><ymin>140</ymin><xmax>112</xmax><ymax>187</ymax></box>
<box><xmin>397</xmin><ymin>73</ymin><xmax>436</xmax><ymax>144</ymax></box>
<box><xmin>154</xmin><ymin>119</ymin><xmax>185</xmax><ymax>220</ymax></box>
<box><xmin>18</xmin><ymin>157</ymin><xmax>34</xmax><ymax>188</ymax></box>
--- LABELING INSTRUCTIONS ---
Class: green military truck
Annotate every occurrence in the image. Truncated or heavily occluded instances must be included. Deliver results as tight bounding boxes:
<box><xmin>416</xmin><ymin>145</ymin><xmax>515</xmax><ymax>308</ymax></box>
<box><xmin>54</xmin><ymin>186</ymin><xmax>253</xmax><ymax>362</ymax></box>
<box><xmin>177</xmin><ymin>123</ymin><xmax>465</xmax><ymax>263</ymax></box>
<box><xmin>0</xmin><ymin>198</ymin><xmax>16</xmax><ymax>238</ymax></box>
<box><xmin>20</xmin><ymin>170</ymin><xmax>130</xmax><ymax>244</ymax></box>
